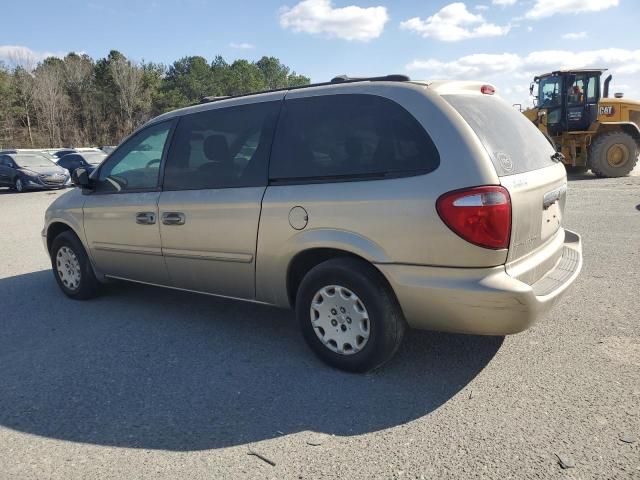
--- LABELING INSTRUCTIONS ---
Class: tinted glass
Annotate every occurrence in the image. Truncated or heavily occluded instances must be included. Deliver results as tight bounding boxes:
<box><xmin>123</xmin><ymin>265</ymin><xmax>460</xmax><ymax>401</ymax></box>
<box><xmin>270</xmin><ymin>94</ymin><xmax>439</xmax><ymax>181</ymax></box>
<box><xmin>163</xmin><ymin>101</ymin><xmax>280</xmax><ymax>190</ymax></box>
<box><xmin>96</xmin><ymin>121</ymin><xmax>171</xmax><ymax>192</ymax></box>
<box><xmin>537</xmin><ymin>76</ymin><xmax>561</xmax><ymax>108</ymax></box>
<box><xmin>444</xmin><ymin>94</ymin><xmax>556</xmax><ymax>176</ymax></box>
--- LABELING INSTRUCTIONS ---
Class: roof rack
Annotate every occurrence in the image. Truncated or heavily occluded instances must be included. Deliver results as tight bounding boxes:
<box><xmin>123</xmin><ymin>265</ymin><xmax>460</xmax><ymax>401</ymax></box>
<box><xmin>198</xmin><ymin>74</ymin><xmax>411</xmax><ymax>105</ymax></box>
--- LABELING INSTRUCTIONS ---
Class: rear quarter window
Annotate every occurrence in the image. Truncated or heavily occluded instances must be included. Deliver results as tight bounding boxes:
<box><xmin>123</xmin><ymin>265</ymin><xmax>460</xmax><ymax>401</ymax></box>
<box><xmin>270</xmin><ymin>94</ymin><xmax>440</xmax><ymax>182</ymax></box>
<box><xmin>443</xmin><ymin>95</ymin><xmax>556</xmax><ymax>176</ymax></box>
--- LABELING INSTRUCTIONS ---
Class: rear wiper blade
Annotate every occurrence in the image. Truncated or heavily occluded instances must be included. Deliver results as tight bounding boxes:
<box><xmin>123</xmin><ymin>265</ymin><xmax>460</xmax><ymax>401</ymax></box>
<box><xmin>551</xmin><ymin>152</ymin><xmax>564</xmax><ymax>163</ymax></box>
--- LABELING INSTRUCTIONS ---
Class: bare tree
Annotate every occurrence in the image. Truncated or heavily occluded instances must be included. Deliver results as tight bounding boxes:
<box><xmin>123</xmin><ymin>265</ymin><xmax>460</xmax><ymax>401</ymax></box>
<box><xmin>12</xmin><ymin>68</ymin><xmax>36</xmax><ymax>146</ymax></box>
<box><xmin>110</xmin><ymin>57</ymin><xmax>143</xmax><ymax>137</ymax></box>
<box><xmin>33</xmin><ymin>62</ymin><xmax>66</xmax><ymax>146</ymax></box>
<box><xmin>63</xmin><ymin>54</ymin><xmax>95</xmax><ymax>145</ymax></box>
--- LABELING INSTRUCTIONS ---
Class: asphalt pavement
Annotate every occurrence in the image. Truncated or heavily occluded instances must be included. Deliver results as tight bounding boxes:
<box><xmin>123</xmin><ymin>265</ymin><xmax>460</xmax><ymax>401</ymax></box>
<box><xmin>0</xmin><ymin>171</ymin><xmax>638</xmax><ymax>479</ymax></box>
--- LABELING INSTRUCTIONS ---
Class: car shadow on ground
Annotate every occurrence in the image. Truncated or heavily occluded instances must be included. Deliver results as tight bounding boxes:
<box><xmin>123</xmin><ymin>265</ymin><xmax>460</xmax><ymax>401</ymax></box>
<box><xmin>0</xmin><ymin>270</ymin><xmax>503</xmax><ymax>451</ymax></box>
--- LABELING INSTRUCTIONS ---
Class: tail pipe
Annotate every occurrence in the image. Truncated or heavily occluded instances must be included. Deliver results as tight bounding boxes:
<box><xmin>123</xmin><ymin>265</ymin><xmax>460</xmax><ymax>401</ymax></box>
<box><xmin>603</xmin><ymin>74</ymin><xmax>612</xmax><ymax>98</ymax></box>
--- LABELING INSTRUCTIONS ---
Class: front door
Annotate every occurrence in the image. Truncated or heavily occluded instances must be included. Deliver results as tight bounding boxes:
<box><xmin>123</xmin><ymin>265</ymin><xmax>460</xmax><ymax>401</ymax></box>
<box><xmin>566</xmin><ymin>73</ymin><xmax>600</xmax><ymax>131</ymax></box>
<box><xmin>158</xmin><ymin>96</ymin><xmax>282</xmax><ymax>298</ymax></box>
<box><xmin>0</xmin><ymin>156</ymin><xmax>11</xmax><ymax>186</ymax></box>
<box><xmin>83</xmin><ymin>120</ymin><xmax>174</xmax><ymax>284</ymax></box>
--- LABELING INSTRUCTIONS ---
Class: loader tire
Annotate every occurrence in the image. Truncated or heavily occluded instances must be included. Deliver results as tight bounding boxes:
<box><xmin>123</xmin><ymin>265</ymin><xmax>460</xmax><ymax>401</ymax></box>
<box><xmin>588</xmin><ymin>131</ymin><xmax>638</xmax><ymax>178</ymax></box>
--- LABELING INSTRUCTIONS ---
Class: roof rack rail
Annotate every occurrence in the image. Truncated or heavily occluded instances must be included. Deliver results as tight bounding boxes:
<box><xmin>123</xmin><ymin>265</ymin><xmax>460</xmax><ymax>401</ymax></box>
<box><xmin>196</xmin><ymin>74</ymin><xmax>411</xmax><ymax>105</ymax></box>
<box><xmin>330</xmin><ymin>74</ymin><xmax>410</xmax><ymax>83</ymax></box>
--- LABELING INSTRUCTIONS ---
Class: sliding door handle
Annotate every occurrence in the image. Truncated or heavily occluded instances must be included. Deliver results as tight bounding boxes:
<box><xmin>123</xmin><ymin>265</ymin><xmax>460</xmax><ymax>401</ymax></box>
<box><xmin>161</xmin><ymin>212</ymin><xmax>186</xmax><ymax>225</ymax></box>
<box><xmin>135</xmin><ymin>212</ymin><xmax>156</xmax><ymax>225</ymax></box>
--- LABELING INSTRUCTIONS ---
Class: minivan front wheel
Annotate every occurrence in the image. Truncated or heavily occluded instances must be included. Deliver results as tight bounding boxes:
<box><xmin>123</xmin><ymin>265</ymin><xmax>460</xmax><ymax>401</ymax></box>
<box><xmin>296</xmin><ymin>258</ymin><xmax>406</xmax><ymax>372</ymax></box>
<box><xmin>14</xmin><ymin>178</ymin><xmax>24</xmax><ymax>192</ymax></box>
<box><xmin>50</xmin><ymin>231</ymin><xmax>99</xmax><ymax>300</ymax></box>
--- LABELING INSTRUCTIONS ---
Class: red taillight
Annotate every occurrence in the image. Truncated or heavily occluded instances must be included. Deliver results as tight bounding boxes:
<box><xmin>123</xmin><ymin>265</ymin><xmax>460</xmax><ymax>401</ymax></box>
<box><xmin>436</xmin><ymin>186</ymin><xmax>511</xmax><ymax>250</ymax></box>
<box><xmin>480</xmin><ymin>84</ymin><xmax>495</xmax><ymax>95</ymax></box>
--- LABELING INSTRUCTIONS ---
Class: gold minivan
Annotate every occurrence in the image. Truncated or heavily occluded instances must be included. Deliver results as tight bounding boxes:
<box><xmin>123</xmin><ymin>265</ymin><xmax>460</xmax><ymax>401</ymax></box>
<box><xmin>43</xmin><ymin>75</ymin><xmax>583</xmax><ymax>372</ymax></box>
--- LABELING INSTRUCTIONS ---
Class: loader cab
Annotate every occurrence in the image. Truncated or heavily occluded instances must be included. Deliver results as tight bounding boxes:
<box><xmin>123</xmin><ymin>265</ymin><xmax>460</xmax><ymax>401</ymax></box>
<box><xmin>533</xmin><ymin>69</ymin><xmax>604</xmax><ymax>136</ymax></box>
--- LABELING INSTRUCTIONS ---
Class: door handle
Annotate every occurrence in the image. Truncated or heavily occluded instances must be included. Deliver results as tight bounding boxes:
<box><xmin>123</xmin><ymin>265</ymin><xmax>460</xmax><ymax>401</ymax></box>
<box><xmin>136</xmin><ymin>212</ymin><xmax>156</xmax><ymax>225</ymax></box>
<box><xmin>161</xmin><ymin>212</ymin><xmax>186</xmax><ymax>225</ymax></box>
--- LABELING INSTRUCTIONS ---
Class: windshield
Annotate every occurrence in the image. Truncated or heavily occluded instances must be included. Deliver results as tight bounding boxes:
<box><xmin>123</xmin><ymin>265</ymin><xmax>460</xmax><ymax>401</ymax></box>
<box><xmin>14</xmin><ymin>155</ymin><xmax>56</xmax><ymax>168</ymax></box>
<box><xmin>83</xmin><ymin>153</ymin><xmax>107</xmax><ymax>165</ymax></box>
<box><xmin>537</xmin><ymin>76</ymin><xmax>561</xmax><ymax>108</ymax></box>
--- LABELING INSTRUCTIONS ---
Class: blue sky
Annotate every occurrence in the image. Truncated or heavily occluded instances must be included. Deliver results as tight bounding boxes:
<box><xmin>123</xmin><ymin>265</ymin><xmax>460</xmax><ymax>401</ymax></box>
<box><xmin>1</xmin><ymin>0</ymin><xmax>639</xmax><ymax>104</ymax></box>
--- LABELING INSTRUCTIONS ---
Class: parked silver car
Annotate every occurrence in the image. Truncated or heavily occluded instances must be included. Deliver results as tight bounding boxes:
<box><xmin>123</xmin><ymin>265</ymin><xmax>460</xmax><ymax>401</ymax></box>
<box><xmin>43</xmin><ymin>75</ymin><xmax>583</xmax><ymax>371</ymax></box>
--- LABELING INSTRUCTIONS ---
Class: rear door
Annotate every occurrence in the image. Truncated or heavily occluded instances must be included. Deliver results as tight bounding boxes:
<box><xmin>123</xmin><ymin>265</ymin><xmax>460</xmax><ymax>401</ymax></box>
<box><xmin>158</xmin><ymin>97</ymin><xmax>282</xmax><ymax>299</ymax></box>
<box><xmin>443</xmin><ymin>94</ymin><xmax>567</xmax><ymax>284</ymax></box>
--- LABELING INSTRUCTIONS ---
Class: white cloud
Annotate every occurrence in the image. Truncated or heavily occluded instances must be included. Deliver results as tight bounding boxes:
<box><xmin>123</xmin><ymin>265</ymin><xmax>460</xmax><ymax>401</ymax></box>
<box><xmin>279</xmin><ymin>0</ymin><xmax>388</xmax><ymax>41</ymax></box>
<box><xmin>475</xmin><ymin>4</ymin><xmax>489</xmax><ymax>10</ymax></box>
<box><xmin>0</xmin><ymin>45</ymin><xmax>64</xmax><ymax>69</ymax></box>
<box><xmin>407</xmin><ymin>53</ymin><xmax>522</xmax><ymax>77</ymax></box>
<box><xmin>526</xmin><ymin>0</ymin><xmax>618</xmax><ymax>20</ymax></box>
<box><xmin>400</xmin><ymin>3</ymin><xmax>510</xmax><ymax>42</ymax></box>
<box><xmin>407</xmin><ymin>48</ymin><xmax>640</xmax><ymax>78</ymax></box>
<box><xmin>561</xmin><ymin>31</ymin><xmax>587</xmax><ymax>40</ymax></box>
<box><xmin>228</xmin><ymin>42</ymin><xmax>255</xmax><ymax>49</ymax></box>
<box><xmin>492</xmin><ymin>0</ymin><xmax>517</xmax><ymax>5</ymax></box>
<box><xmin>406</xmin><ymin>48</ymin><xmax>640</xmax><ymax>104</ymax></box>
<box><xmin>527</xmin><ymin>26</ymin><xmax>533</xmax><ymax>32</ymax></box>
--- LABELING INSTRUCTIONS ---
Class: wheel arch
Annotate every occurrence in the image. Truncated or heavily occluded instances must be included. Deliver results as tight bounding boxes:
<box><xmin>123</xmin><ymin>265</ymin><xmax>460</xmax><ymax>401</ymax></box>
<box><xmin>286</xmin><ymin>248</ymin><xmax>394</xmax><ymax>309</ymax></box>
<box><xmin>596</xmin><ymin>122</ymin><xmax>640</xmax><ymax>144</ymax></box>
<box><xmin>46</xmin><ymin>221</ymin><xmax>80</xmax><ymax>254</ymax></box>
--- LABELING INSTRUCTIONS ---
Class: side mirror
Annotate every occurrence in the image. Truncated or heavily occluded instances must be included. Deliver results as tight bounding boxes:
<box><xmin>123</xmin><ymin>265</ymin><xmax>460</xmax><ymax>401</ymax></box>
<box><xmin>71</xmin><ymin>167</ymin><xmax>92</xmax><ymax>189</ymax></box>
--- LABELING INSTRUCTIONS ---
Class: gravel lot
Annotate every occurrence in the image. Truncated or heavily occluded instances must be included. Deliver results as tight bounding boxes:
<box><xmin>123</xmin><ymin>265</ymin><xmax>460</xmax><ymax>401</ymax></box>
<box><xmin>0</xmin><ymin>172</ymin><xmax>638</xmax><ymax>480</ymax></box>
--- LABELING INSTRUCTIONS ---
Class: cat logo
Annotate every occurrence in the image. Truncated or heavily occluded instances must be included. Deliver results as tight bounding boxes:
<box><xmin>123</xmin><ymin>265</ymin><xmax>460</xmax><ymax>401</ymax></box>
<box><xmin>598</xmin><ymin>105</ymin><xmax>615</xmax><ymax>116</ymax></box>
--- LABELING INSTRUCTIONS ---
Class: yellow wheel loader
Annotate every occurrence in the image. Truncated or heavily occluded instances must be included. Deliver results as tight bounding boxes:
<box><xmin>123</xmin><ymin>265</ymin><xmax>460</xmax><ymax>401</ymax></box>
<box><xmin>523</xmin><ymin>69</ymin><xmax>639</xmax><ymax>177</ymax></box>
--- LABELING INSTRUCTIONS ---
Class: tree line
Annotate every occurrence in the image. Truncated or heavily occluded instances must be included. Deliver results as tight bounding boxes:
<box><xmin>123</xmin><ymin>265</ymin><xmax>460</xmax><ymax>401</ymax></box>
<box><xmin>0</xmin><ymin>50</ymin><xmax>310</xmax><ymax>149</ymax></box>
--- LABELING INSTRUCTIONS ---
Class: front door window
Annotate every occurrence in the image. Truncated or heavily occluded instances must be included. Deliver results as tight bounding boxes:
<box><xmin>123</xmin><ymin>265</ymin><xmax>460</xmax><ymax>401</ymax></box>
<box><xmin>95</xmin><ymin>121</ymin><xmax>172</xmax><ymax>193</ymax></box>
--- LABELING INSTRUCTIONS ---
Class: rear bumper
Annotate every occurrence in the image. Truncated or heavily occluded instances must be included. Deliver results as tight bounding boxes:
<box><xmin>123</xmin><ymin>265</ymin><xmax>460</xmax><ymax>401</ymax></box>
<box><xmin>377</xmin><ymin>229</ymin><xmax>582</xmax><ymax>335</ymax></box>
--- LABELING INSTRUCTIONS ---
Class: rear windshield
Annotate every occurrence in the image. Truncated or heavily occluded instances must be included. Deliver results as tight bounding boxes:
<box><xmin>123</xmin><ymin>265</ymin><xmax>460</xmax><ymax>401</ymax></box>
<box><xmin>443</xmin><ymin>94</ymin><xmax>556</xmax><ymax>176</ymax></box>
<box><xmin>82</xmin><ymin>152</ymin><xmax>108</xmax><ymax>165</ymax></box>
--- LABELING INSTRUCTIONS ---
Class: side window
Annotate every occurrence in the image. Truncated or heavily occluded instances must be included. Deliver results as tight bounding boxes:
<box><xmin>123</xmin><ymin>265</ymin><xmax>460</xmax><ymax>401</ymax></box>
<box><xmin>95</xmin><ymin>121</ymin><xmax>172</xmax><ymax>193</ymax></box>
<box><xmin>586</xmin><ymin>76</ymin><xmax>597</xmax><ymax>103</ymax></box>
<box><xmin>269</xmin><ymin>94</ymin><xmax>440</xmax><ymax>181</ymax></box>
<box><xmin>163</xmin><ymin>101</ymin><xmax>280</xmax><ymax>190</ymax></box>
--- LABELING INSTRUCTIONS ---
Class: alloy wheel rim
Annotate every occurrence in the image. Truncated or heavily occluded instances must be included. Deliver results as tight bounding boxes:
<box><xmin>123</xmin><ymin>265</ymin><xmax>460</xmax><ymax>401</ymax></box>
<box><xmin>310</xmin><ymin>285</ymin><xmax>370</xmax><ymax>355</ymax></box>
<box><xmin>56</xmin><ymin>246</ymin><xmax>81</xmax><ymax>290</ymax></box>
<box><xmin>607</xmin><ymin>143</ymin><xmax>630</xmax><ymax>167</ymax></box>
<box><xmin>15</xmin><ymin>179</ymin><xmax>23</xmax><ymax>192</ymax></box>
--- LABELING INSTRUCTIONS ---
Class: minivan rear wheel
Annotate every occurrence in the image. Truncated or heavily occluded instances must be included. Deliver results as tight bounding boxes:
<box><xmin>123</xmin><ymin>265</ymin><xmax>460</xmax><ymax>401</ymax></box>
<box><xmin>296</xmin><ymin>258</ymin><xmax>406</xmax><ymax>372</ymax></box>
<box><xmin>50</xmin><ymin>231</ymin><xmax>100</xmax><ymax>300</ymax></box>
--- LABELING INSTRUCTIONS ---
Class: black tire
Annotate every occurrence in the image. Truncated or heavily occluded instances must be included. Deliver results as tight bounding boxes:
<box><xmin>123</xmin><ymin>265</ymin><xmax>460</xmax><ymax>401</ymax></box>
<box><xmin>13</xmin><ymin>178</ymin><xmax>24</xmax><ymax>192</ymax></box>
<box><xmin>50</xmin><ymin>231</ymin><xmax>100</xmax><ymax>300</ymax></box>
<box><xmin>295</xmin><ymin>258</ymin><xmax>406</xmax><ymax>373</ymax></box>
<box><xmin>565</xmin><ymin>165</ymin><xmax>589</xmax><ymax>175</ymax></box>
<box><xmin>588</xmin><ymin>131</ymin><xmax>638</xmax><ymax>178</ymax></box>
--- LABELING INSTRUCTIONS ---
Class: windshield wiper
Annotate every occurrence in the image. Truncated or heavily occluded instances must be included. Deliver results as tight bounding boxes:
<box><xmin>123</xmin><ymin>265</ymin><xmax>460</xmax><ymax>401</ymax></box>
<box><xmin>551</xmin><ymin>152</ymin><xmax>564</xmax><ymax>163</ymax></box>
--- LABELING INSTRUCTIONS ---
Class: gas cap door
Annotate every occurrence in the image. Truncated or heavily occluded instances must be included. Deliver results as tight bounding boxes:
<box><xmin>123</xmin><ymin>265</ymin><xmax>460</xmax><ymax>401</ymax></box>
<box><xmin>288</xmin><ymin>206</ymin><xmax>308</xmax><ymax>230</ymax></box>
